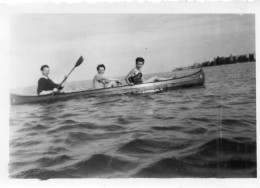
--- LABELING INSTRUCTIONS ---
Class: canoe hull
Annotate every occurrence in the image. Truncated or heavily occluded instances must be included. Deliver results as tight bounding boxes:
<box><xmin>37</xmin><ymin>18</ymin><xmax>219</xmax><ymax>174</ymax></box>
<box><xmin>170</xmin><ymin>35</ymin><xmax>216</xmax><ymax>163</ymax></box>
<box><xmin>10</xmin><ymin>69</ymin><xmax>205</xmax><ymax>105</ymax></box>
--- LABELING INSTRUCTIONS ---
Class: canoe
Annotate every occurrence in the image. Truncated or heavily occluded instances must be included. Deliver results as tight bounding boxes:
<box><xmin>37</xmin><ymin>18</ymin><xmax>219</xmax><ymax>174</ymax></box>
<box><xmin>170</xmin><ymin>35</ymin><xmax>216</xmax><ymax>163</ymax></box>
<box><xmin>10</xmin><ymin>68</ymin><xmax>205</xmax><ymax>105</ymax></box>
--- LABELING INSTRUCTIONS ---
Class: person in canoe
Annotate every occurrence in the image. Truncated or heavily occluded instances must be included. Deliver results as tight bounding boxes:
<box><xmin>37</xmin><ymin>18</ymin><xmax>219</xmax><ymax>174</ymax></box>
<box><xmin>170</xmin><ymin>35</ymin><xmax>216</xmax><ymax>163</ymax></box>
<box><xmin>37</xmin><ymin>65</ymin><xmax>67</xmax><ymax>95</ymax></box>
<box><xmin>125</xmin><ymin>57</ymin><xmax>176</xmax><ymax>85</ymax></box>
<box><xmin>93</xmin><ymin>64</ymin><xmax>122</xmax><ymax>89</ymax></box>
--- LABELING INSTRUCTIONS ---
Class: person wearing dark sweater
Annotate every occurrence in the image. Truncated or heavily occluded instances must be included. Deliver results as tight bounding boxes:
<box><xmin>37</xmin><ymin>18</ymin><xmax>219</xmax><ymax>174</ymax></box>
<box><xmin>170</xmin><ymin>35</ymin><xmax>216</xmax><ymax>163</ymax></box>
<box><xmin>37</xmin><ymin>65</ymin><xmax>67</xmax><ymax>95</ymax></box>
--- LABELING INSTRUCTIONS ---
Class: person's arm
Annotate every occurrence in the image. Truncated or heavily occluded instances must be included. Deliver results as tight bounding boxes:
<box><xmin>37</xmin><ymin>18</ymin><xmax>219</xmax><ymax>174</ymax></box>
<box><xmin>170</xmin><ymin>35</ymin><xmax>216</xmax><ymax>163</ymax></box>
<box><xmin>94</xmin><ymin>74</ymin><xmax>107</xmax><ymax>84</ymax></box>
<box><xmin>49</xmin><ymin>79</ymin><xmax>63</xmax><ymax>91</ymax></box>
<box><xmin>95</xmin><ymin>75</ymin><xmax>121</xmax><ymax>85</ymax></box>
<box><xmin>125</xmin><ymin>68</ymin><xmax>135</xmax><ymax>86</ymax></box>
<box><xmin>105</xmin><ymin>77</ymin><xmax>122</xmax><ymax>84</ymax></box>
<box><xmin>97</xmin><ymin>75</ymin><xmax>121</xmax><ymax>84</ymax></box>
<box><xmin>101</xmin><ymin>76</ymin><xmax>111</xmax><ymax>83</ymax></box>
<box><xmin>107</xmin><ymin>77</ymin><xmax>119</xmax><ymax>81</ymax></box>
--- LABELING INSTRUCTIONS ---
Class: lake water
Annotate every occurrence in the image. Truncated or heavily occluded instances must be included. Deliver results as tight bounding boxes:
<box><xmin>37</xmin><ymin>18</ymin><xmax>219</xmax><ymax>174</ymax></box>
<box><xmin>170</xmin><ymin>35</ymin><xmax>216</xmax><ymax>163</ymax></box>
<box><xmin>9</xmin><ymin>62</ymin><xmax>256</xmax><ymax>179</ymax></box>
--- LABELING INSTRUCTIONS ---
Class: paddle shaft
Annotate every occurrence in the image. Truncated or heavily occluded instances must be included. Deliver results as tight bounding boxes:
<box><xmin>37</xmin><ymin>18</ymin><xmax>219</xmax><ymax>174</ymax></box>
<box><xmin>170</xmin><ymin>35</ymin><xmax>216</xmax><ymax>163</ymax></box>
<box><xmin>58</xmin><ymin>66</ymin><xmax>76</xmax><ymax>87</ymax></box>
<box><xmin>55</xmin><ymin>56</ymin><xmax>84</xmax><ymax>92</ymax></box>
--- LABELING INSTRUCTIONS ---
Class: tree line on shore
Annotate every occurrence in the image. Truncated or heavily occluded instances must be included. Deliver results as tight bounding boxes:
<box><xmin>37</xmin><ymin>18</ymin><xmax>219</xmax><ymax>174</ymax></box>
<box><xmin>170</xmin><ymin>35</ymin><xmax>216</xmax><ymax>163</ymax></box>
<box><xmin>173</xmin><ymin>53</ymin><xmax>255</xmax><ymax>71</ymax></box>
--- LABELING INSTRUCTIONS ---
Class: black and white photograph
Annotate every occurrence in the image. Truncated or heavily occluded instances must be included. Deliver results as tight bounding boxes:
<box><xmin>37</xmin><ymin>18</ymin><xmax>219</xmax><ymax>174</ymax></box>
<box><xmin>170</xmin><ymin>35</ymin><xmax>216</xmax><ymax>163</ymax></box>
<box><xmin>1</xmin><ymin>1</ymin><xmax>259</xmax><ymax>186</ymax></box>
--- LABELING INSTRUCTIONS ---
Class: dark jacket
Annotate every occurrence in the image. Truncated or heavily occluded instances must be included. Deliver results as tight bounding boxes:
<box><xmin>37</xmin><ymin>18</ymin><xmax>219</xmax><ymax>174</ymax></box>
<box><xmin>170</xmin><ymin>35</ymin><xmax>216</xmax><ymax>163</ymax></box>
<box><xmin>37</xmin><ymin>77</ymin><xmax>63</xmax><ymax>95</ymax></box>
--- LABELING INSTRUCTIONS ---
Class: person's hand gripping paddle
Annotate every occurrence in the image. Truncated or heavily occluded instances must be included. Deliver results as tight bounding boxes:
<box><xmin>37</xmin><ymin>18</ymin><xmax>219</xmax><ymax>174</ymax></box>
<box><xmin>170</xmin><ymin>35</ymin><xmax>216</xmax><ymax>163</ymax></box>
<box><xmin>53</xmin><ymin>56</ymin><xmax>84</xmax><ymax>95</ymax></box>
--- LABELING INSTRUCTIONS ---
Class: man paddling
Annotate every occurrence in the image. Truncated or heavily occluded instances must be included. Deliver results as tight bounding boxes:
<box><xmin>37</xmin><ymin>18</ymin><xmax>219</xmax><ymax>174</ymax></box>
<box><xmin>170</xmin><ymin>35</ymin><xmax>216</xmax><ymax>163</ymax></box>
<box><xmin>37</xmin><ymin>65</ymin><xmax>67</xmax><ymax>95</ymax></box>
<box><xmin>93</xmin><ymin>64</ymin><xmax>121</xmax><ymax>89</ymax></box>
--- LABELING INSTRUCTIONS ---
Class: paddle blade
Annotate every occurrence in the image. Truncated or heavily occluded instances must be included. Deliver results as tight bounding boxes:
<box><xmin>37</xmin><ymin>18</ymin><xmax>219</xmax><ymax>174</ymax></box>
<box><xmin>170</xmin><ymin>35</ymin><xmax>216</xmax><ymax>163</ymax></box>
<box><xmin>75</xmin><ymin>56</ymin><xmax>84</xmax><ymax>67</ymax></box>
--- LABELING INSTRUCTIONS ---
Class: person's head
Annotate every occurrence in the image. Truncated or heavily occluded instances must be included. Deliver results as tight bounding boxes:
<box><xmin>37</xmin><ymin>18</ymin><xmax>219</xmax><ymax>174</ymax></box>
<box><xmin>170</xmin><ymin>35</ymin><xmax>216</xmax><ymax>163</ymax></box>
<box><xmin>40</xmin><ymin>65</ymin><xmax>50</xmax><ymax>77</ymax></box>
<box><xmin>97</xmin><ymin>64</ymin><xmax>106</xmax><ymax>74</ymax></box>
<box><xmin>135</xmin><ymin>57</ymin><xmax>145</xmax><ymax>70</ymax></box>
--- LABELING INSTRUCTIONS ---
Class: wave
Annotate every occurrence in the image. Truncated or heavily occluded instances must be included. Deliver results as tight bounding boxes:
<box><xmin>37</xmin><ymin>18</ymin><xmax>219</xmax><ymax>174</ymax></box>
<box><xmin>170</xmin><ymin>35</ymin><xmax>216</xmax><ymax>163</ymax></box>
<box><xmin>42</xmin><ymin>146</ymin><xmax>69</xmax><ymax>155</ymax></box>
<box><xmin>66</xmin><ymin>132</ymin><xmax>92</xmax><ymax>143</ymax></box>
<box><xmin>196</xmin><ymin>138</ymin><xmax>256</xmax><ymax>157</ymax></box>
<box><xmin>65</xmin><ymin>131</ymin><xmax>127</xmax><ymax>145</ymax></box>
<box><xmin>59</xmin><ymin>119</ymin><xmax>78</xmax><ymax>125</ymax></box>
<box><xmin>35</xmin><ymin>155</ymin><xmax>72</xmax><ymax>167</ymax></box>
<box><xmin>118</xmin><ymin>139</ymin><xmax>189</xmax><ymax>154</ymax></box>
<box><xmin>94</xmin><ymin>98</ymin><xmax>122</xmax><ymax>106</ymax></box>
<box><xmin>188</xmin><ymin>117</ymin><xmax>213</xmax><ymax>123</ymax></box>
<box><xmin>228</xmin><ymin>101</ymin><xmax>253</xmax><ymax>105</ymax></box>
<box><xmin>10</xmin><ymin>140</ymin><xmax>42</xmax><ymax>148</ymax></box>
<box><xmin>47</xmin><ymin>122</ymin><xmax>110</xmax><ymax>134</ymax></box>
<box><xmin>184</xmin><ymin>127</ymin><xmax>207</xmax><ymax>134</ymax></box>
<box><xmin>78</xmin><ymin>123</ymin><xmax>125</xmax><ymax>132</ymax></box>
<box><xmin>9</xmin><ymin>161</ymin><xmax>32</xmax><ymax>172</ymax></box>
<box><xmin>42</xmin><ymin>116</ymin><xmax>57</xmax><ymax>121</ymax></box>
<box><xmin>133</xmin><ymin>157</ymin><xmax>208</xmax><ymax>178</ymax></box>
<box><xmin>29</xmin><ymin>123</ymin><xmax>47</xmax><ymax>130</ymax></box>
<box><xmin>19</xmin><ymin>123</ymin><xmax>48</xmax><ymax>132</ymax></box>
<box><xmin>151</xmin><ymin>126</ymin><xmax>184</xmax><ymax>131</ymax></box>
<box><xmin>117</xmin><ymin>117</ymin><xmax>131</xmax><ymax>125</ymax></box>
<box><xmin>26</xmin><ymin>132</ymin><xmax>38</xmax><ymax>136</ymax></box>
<box><xmin>11</xmin><ymin>168</ymin><xmax>76</xmax><ymax>179</ymax></box>
<box><xmin>51</xmin><ymin>138</ymin><xmax>66</xmax><ymax>144</ymax></box>
<box><xmin>13</xmin><ymin>154</ymin><xmax>137</xmax><ymax>179</ymax></box>
<box><xmin>58</xmin><ymin>113</ymin><xmax>79</xmax><ymax>118</ymax></box>
<box><xmin>21</xmin><ymin>122</ymin><xmax>33</xmax><ymax>127</ymax></box>
<box><xmin>133</xmin><ymin>156</ymin><xmax>256</xmax><ymax>178</ymax></box>
<box><xmin>65</xmin><ymin>154</ymin><xmax>137</xmax><ymax>177</ymax></box>
<box><xmin>46</xmin><ymin>121</ymin><xmax>122</xmax><ymax>134</ymax></box>
<box><xmin>104</xmin><ymin>124</ymin><xmax>124</xmax><ymax>131</ymax></box>
<box><xmin>47</xmin><ymin>125</ymin><xmax>76</xmax><ymax>134</ymax></box>
<box><xmin>153</xmin><ymin>115</ymin><xmax>175</xmax><ymax>120</ymax></box>
<box><xmin>232</xmin><ymin>137</ymin><xmax>255</xmax><ymax>142</ymax></box>
<box><xmin>225</xmin><ymin>119</ymin><xmax>255</xmax><ymax>129</ymax></box>
<box><xmin>221</xmin><ymin>118</ymin><xmax>252</xmax><ymax>127</ymax></box>
<box><xmin>79</xmin><ymin>123</ymin><xmax>124</xmax><ymax>131</ymax></box>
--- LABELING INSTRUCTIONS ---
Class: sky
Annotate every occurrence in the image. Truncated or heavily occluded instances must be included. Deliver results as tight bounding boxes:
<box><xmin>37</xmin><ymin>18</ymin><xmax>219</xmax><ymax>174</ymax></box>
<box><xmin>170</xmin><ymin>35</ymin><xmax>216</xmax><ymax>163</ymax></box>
<box><xmin>9</xmin><ymin>14</ymin><xmax>255</xmax><ymax>89</ymax></box>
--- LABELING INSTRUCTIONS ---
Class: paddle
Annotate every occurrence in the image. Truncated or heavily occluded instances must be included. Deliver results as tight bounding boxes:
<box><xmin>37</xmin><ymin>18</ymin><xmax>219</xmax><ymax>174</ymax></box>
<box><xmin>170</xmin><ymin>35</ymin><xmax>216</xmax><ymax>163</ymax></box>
<box><xmin>55</xmin><ymin>56</ymin><xmax>84</xmax><ymax>94</ymax></box>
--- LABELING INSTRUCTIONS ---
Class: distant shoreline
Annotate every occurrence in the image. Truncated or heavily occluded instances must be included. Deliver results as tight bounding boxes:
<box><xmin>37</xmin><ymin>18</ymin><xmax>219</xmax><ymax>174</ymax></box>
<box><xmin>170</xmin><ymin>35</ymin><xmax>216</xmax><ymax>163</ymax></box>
<box><xmin>173</xmin><ymin>53</ymin><xmax>255</xmax><ymax>71</ymax></box>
